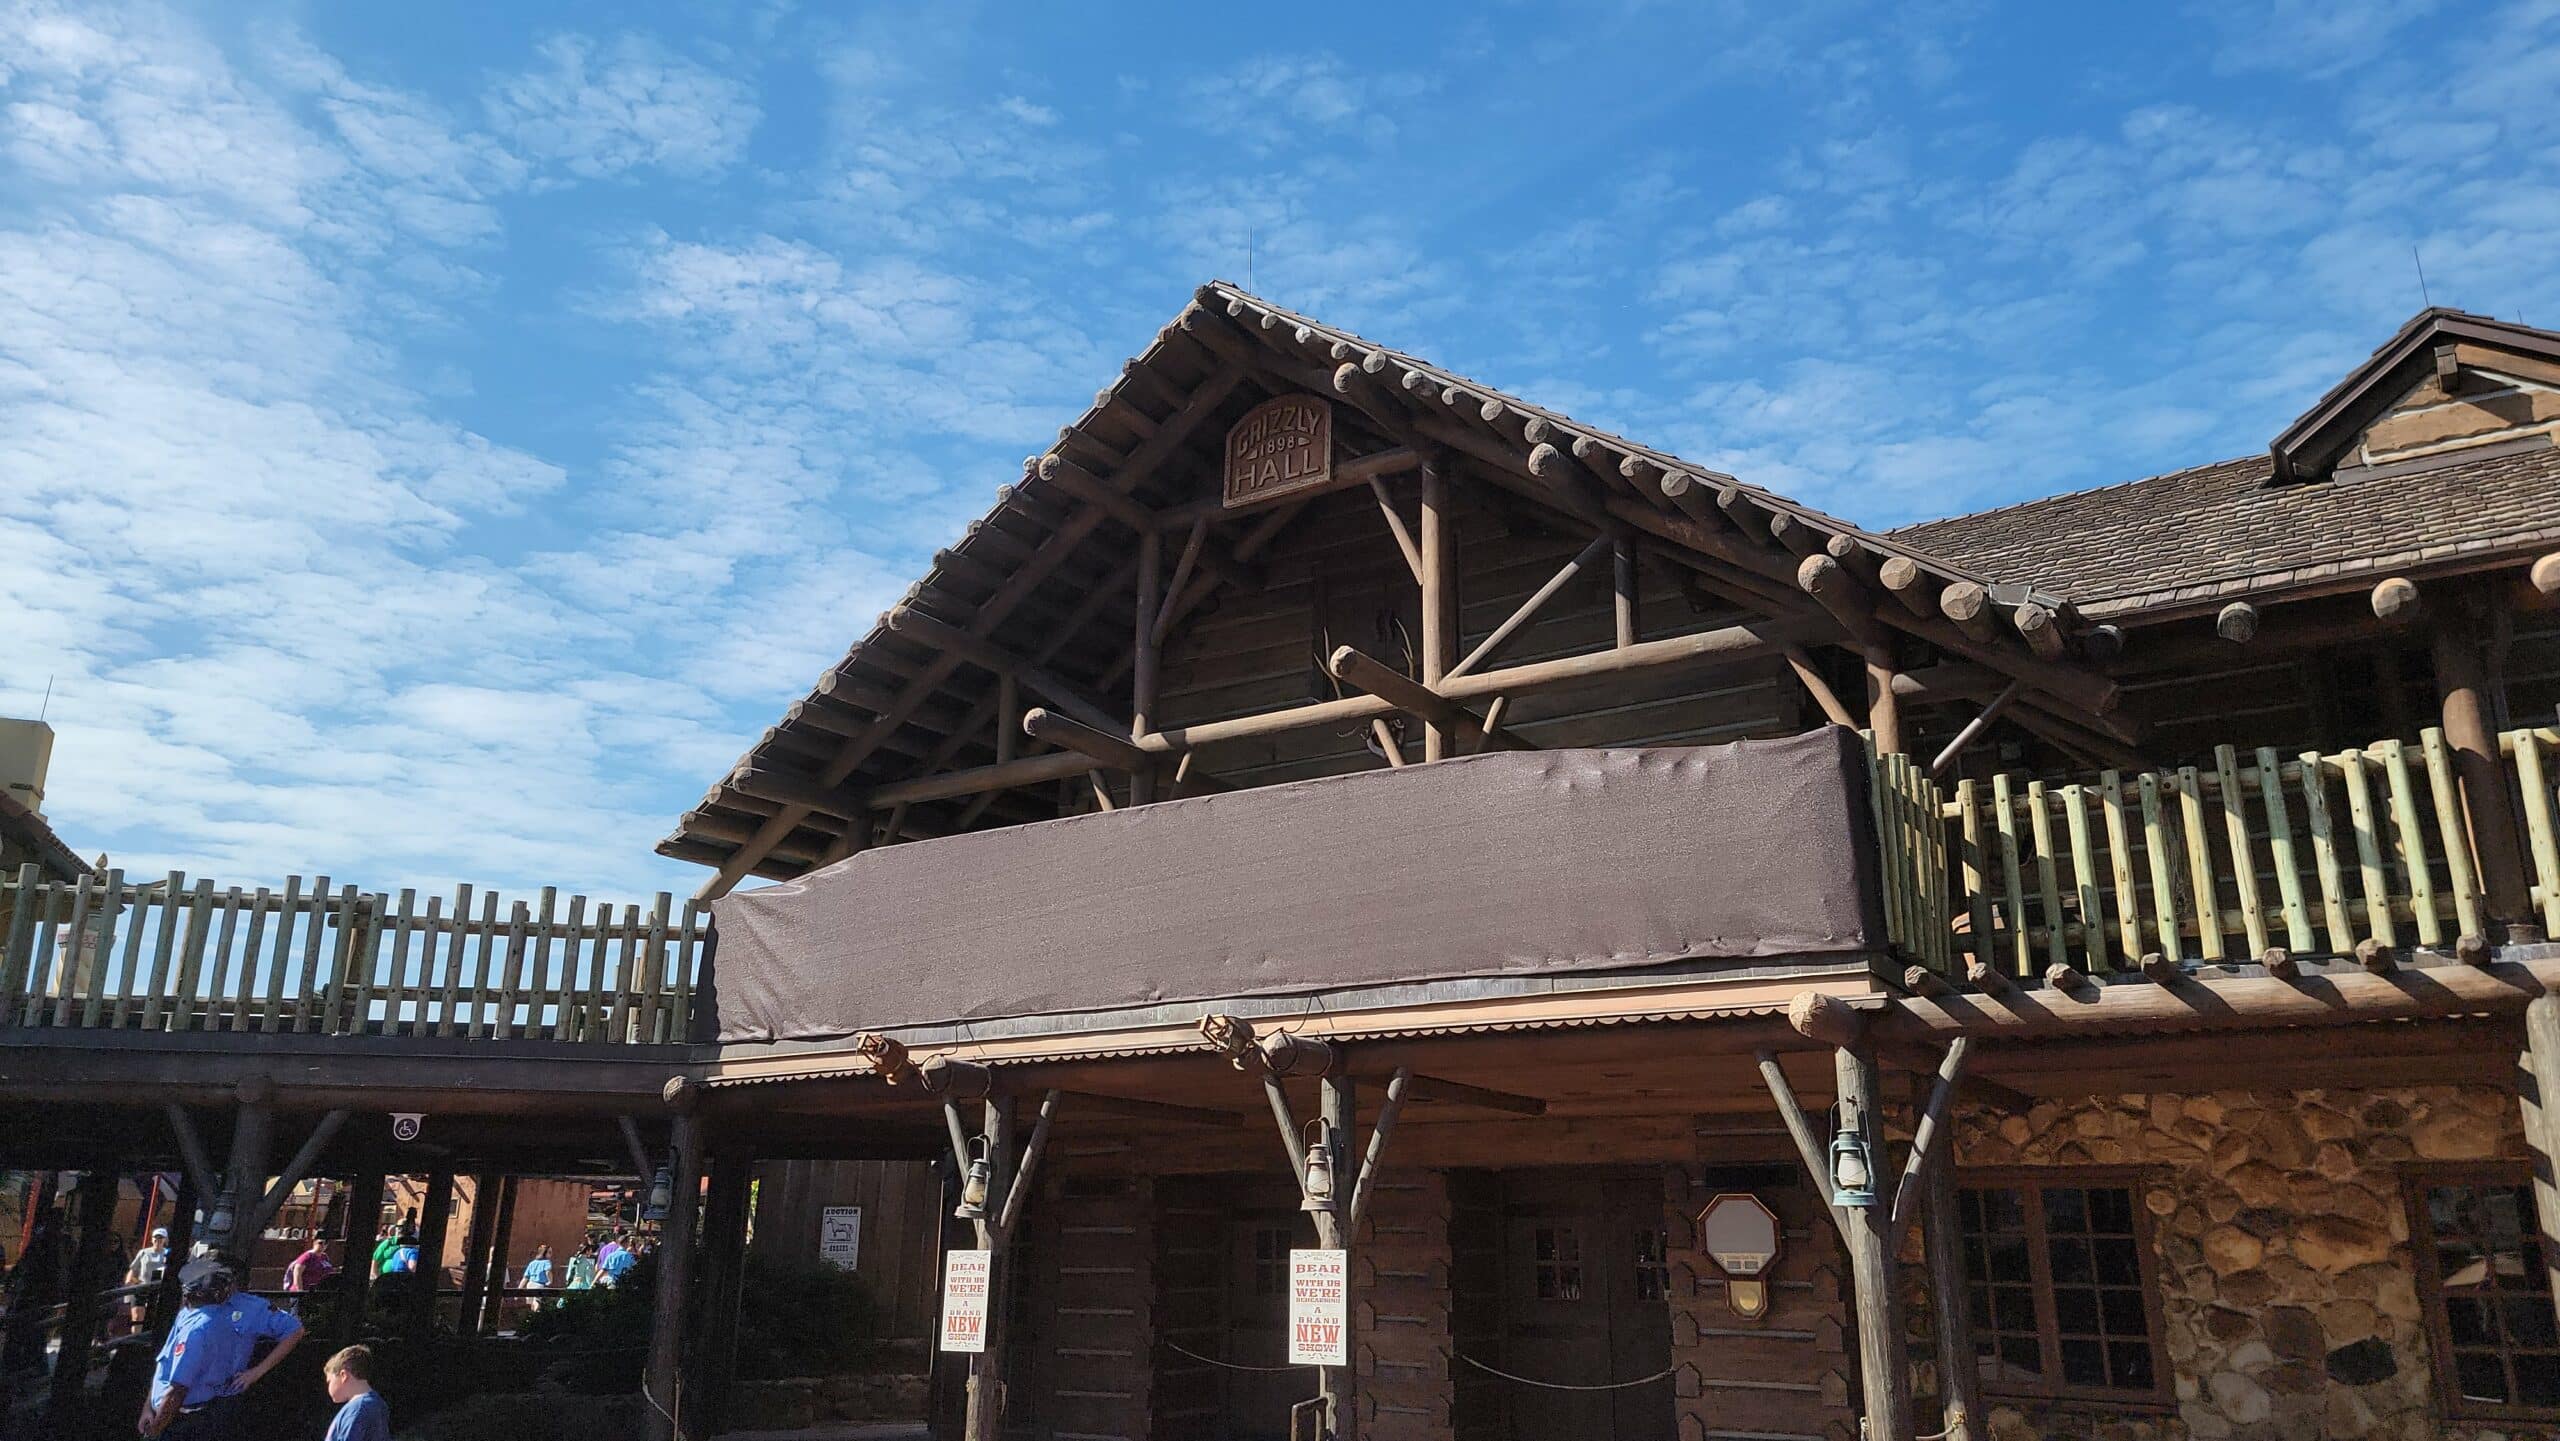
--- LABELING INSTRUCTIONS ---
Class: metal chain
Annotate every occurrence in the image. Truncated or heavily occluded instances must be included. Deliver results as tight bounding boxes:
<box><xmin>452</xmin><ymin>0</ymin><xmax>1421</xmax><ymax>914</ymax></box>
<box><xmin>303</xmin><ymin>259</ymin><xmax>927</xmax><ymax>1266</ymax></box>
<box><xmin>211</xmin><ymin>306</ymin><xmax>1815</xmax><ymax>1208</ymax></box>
<box><xmin>1453</xmin><ymin>1350</ymin><xmax>1676</xmax><ymax>1392</ymax></box>
<box><xmin>1160</xmin><ymin>1338</ymin><xmax>1310</xmax><ymax>1373</ymax></box>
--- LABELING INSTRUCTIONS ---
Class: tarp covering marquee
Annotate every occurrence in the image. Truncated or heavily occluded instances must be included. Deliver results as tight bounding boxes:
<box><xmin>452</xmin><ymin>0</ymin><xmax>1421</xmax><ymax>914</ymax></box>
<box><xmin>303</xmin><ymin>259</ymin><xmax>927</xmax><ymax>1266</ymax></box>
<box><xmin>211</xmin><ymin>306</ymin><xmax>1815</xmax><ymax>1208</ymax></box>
<box><xmin>709</xmin><ymin>728</ymin><xmax>1885</xmax><ymax>1043</ymax></box>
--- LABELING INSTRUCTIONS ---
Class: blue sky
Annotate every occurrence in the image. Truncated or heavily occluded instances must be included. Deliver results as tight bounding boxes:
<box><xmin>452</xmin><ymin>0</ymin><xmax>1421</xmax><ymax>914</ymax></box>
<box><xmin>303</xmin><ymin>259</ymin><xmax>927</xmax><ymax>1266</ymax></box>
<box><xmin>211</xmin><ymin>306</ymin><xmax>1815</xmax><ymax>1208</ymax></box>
<box><xmin>6</xmin><ymin>0</ymin><xmax>2558</xmax><ymax>904</ymax></box>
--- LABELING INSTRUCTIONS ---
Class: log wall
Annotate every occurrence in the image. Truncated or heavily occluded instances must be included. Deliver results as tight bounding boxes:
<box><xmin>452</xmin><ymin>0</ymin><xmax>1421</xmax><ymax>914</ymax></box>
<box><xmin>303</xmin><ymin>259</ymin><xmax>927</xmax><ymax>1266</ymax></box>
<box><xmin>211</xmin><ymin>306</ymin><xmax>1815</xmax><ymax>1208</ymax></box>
<box><xmin>1355</xmin><ymin>1166</ymin><xmax>1454</xmax><ymax>1441</ymax></box>
<box><xmin>749</xmin><ymin>1158</ymin><xmax>944</xmax><ymax>1340</ymax></box>
<box><xmin>1667</xmin><ymin>1134</ymin><xmax>1855</xmax><ymax>1441</ymax></box>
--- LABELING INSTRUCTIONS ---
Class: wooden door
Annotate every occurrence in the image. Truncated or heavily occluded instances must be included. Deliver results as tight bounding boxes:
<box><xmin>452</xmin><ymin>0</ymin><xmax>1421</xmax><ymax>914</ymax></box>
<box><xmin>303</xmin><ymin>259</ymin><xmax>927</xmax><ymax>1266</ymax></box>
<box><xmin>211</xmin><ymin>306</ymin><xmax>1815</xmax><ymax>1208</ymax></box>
<box><xmin>1153</xmin><ymin>1175</ymin><xmax>1316</xmax><ymax>1441</ymax></box>
<box><xmin>1458</xmin><ymin>1170</ymin><xmax>1675</xmax><ymax>1441</ymax></box>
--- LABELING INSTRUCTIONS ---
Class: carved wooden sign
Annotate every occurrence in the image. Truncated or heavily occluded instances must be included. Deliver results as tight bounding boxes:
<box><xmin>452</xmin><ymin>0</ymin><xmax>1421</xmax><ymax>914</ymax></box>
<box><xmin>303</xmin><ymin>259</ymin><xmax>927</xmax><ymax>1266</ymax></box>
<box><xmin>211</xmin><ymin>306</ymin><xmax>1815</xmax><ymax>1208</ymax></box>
<box><xmin>1223</xmin><ymin>393</ymin><xmax>1333</xmax><ymax>508</ymax></box>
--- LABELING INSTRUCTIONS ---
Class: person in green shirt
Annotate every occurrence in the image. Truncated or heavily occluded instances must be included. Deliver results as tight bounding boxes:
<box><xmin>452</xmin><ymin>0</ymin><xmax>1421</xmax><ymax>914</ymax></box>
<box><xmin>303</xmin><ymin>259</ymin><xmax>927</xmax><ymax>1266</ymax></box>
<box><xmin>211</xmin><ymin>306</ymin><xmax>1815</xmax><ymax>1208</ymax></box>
<box><xmin>368</xmin><ymin>1221</ymin><xmax>405</xmax><ymax>1280</ymax></box>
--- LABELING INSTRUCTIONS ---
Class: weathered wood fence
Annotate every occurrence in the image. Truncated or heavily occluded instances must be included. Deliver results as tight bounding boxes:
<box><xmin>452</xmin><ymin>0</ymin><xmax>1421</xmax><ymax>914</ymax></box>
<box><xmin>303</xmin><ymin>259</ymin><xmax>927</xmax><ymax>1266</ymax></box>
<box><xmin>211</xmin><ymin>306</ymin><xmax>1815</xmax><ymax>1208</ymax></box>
<box><xmin>1871</xmin><ymin>746</ymin><xmax>1955</xmax><ymax>975</ymax></box>
<box><xmin>0</xmin><ymin>867</ymin><xmax>706</xmax><ymax>1043</ymax></box>
<box><xmin>1944</xmin><ymin>726</ymin><xmax>2560</xmax><ymax>977</ymax></box>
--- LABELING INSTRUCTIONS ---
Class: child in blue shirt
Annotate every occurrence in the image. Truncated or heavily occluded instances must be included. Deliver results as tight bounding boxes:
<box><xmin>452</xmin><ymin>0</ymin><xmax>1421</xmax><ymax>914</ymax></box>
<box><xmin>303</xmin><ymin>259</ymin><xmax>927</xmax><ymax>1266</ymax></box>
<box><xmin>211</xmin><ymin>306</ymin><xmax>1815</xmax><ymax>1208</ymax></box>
<box><xmin>323</xmin><ymin>1345</ymin><xmax>391</xmax><ymax>1441</ymax></box>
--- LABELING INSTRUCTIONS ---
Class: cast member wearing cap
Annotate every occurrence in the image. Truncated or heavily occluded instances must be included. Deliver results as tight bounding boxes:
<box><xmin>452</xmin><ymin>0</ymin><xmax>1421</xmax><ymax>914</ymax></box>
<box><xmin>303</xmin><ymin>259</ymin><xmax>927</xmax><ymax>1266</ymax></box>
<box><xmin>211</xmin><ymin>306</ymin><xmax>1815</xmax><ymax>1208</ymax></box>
<box><xmin>139</xmin><ymin>1258</ymin><xmax>304</xmax><ymax>1439</ymax></box>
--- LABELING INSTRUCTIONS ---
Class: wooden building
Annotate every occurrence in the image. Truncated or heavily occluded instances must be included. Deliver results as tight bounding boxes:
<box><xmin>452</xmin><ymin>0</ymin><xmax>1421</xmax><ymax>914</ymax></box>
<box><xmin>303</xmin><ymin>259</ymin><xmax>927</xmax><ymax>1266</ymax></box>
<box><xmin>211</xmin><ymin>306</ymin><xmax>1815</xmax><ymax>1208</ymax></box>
<box><xmin>662</xmin><ymin>292</ymin><xmax>2560</xmax><ymax>1441</ymax></box>
<box><xmin>6</xmin><ymin>291</ymin><xmax>2560</xmax><ymax>1441</ymax></box>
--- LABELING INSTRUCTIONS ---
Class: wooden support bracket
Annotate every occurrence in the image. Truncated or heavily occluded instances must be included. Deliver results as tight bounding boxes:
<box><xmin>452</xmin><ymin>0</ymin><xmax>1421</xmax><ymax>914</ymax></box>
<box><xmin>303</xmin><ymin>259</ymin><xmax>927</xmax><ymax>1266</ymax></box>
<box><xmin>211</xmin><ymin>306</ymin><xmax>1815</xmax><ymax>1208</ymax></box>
<box><xmin>1886</xmin><ymin>1039</ymin><xmax>1971</xmax><ymax>1244</ymax></box>
<box><xmin>1329</xmin><ymin>645</ymin><xmax>1534</xmax><ymax>753</ymax></box>
<box><xmin>1756</xmin><ymin>1051</ymin><xmax>1850</xmax><ymax>1240</ymax></box>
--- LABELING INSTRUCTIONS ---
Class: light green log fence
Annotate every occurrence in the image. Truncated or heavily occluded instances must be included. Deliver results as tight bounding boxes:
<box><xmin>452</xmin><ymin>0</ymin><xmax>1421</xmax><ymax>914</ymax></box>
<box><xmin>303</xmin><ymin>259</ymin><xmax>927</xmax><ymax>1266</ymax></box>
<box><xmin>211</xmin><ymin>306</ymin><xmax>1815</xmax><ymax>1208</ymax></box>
<box><xmin>1940</xmin><ymin>726</ymin><xmax>2560</xmax><ymax>977</ymax></box>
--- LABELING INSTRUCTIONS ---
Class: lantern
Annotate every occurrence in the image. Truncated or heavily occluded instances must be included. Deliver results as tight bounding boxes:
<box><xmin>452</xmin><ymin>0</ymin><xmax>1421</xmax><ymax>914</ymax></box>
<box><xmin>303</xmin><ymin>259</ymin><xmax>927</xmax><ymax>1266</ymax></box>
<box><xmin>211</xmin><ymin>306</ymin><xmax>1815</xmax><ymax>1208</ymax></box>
<box><xmin>1300</xmin><ymin>1120</ymin><xmax>1337</xmax><ymax>1214</ymax></box>
<box><xmin>1828</xmin><ymin>1098</ymin><xmax>1876</xmax><ymax>1209</ymax></box>
<box><xmin>955</xmin><ymin>1138</ymin><xmax>992</xmax><ymax>1221</ymax></box>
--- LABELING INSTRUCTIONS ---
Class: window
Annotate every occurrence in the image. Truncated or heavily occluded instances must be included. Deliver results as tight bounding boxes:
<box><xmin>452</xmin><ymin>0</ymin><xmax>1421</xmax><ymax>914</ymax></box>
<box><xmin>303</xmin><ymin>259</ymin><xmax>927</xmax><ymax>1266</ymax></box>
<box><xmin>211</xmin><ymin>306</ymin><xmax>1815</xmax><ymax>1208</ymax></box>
<box><xmin>1532</xmin><ymin>1225</ymin><xmax>1584</xmax><ymax>1301</ymax></box>
<box><xmin>1633</xmin><ymin>1227</ymin><xmax>1670</xmax><ymax>1302</ymax></box>
<box><xmin>1958</xmin><ymin>1176</ymin><xmax>2166</xmax><ymax>1402</ymax></box>
<box><xmin>2410</xmin><ymin>1170</ymin><xmax>2560</xmax><ymax>1417</ymax></box>
<box><xmin>1250</xmin><ymin>1226</ymin><xmax>1293</xmax><ymax>1298</ymax></box>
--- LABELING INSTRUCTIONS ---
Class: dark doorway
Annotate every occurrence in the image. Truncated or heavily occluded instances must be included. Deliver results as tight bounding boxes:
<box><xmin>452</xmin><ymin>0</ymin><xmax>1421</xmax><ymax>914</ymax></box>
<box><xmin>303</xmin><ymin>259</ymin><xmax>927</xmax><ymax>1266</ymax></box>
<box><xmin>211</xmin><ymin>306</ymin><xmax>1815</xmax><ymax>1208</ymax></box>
<box><xmin>1154</xmin><ymin>1174</ymin><xmax>1319</xmax><ymax>1441</ymax></box>
<box><xmin>1451</xmin><ymin>1169</ymin><xmax>1675</xmax><ymax>1441</ymax></box>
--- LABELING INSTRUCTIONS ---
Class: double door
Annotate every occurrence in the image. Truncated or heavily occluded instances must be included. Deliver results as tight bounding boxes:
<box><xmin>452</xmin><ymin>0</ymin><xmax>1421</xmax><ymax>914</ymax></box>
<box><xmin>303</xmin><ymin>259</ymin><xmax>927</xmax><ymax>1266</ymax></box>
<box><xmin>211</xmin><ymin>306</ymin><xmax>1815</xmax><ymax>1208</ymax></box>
<box><xmin>1453</xmin><ymin>1169</ymin><xmax>1675</xmax><ymax>1441</ymax></box>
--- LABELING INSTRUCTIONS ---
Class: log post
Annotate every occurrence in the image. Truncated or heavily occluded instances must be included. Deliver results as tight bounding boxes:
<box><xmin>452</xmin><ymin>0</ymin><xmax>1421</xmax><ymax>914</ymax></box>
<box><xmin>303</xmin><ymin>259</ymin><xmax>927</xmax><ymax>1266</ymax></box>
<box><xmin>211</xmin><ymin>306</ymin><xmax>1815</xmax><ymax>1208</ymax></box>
<box><xmin>962</xmin><ymin>1095</ymin><xmax>1018</xmax><ymax>1441</ymax></box>
<box><xmin>2434</xmin><ymin>600</ymin><xmax>2535</xmax><ymax>929</ymax></box>
<box><xmin>484</xmin><ymin>1175</ymin><xmax>520</xmax><ymax>1332</ymax></box>
<box><xmin>209</xmin><ymin>1077</ymin><xmax>275</xmax><ymax>1264</ymax></box>
<box><xmin>335</xmin><ymin>1163</ymin><xmax>387</xmax><ymax>1343</ymax></box>
<box><xmin>1836</xmin><ymin>1045</ymin><xmax>1912</xmax><ymax>1441</ymax></box>
<box><xmin>150</xmin><ymin>1171</ymin><xmax>197</xmax><ymax>1337</ymax></box>
<box><xmin>1866</xmin><ymin>643</ymin><xmax>1905</xmax><ymax>755</ymax></box>
<box><xmin>406</xmin><ymin>1168</ymin><xmax>454</xmax><ymax>1339</ymax></box>
<box><xmin>1131</xmin><ymin>527</ymin><xmax>1162</xmax><ymax>805</ymax></box>
<box><xmin>1419</xmin><ymin>451</ymin><xmax>1457</xmax><ymax>761</ymax></box>
<box><xmin>1320</xmin><ymin>1072</ymin><xmax>1356</xmax><ymax>1438</ymax></box>
<box><xmin>2522</xmin><ymin>995</ymin><xmax>2560</xmax><ymax>1335</ymax></box>
<box><xmin>684</xmin><ymin>1146</ymin><xmax>755</xmax><ymax>1441</ymax></box>
<box><xmin>644</xmin><ymin>1079</ymin><xmax>705</xmax><ymax>1441</ymax></box>
<box><xmin>1922</xmin><ymin>1153</ymin><xmax>1981</xmax><ymax>1441</ymax></box>
<box><xmin>1613</xmin><ymin>535</ymin><xmax>1640</xmax><ymax>648</ymax></box>
<box><xmin>457</xmin><ymin>1172</ymin><xmax>500</xmax><ymax>1336</ymax></box>
<box><xmin>45</xmin><ymin>1168</ymin><xmax>119</xmax><ymax>1422</ymax></box>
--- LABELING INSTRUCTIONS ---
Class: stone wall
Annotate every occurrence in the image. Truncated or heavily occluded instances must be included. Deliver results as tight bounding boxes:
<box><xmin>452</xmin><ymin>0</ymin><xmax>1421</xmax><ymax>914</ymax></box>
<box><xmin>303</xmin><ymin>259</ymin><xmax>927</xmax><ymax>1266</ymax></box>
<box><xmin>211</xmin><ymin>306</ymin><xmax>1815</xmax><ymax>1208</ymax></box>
<box><xmin>1939</xmin><ymin>1083</ymin><xmax>2529</xmax><ymax>1441</ymax></box>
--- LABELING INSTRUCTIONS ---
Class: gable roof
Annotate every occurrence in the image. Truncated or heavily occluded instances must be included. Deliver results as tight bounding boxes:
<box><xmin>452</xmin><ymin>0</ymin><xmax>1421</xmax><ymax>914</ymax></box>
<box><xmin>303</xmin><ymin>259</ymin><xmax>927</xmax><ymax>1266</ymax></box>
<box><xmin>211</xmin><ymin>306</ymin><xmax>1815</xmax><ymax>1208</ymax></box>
<box><xmin>665</xmin><ymin>282</ymin><xmax>2085</xmax><ymax>894</ymax></box>
<box><xmin>2272</xmin><ymin>307</ymin><xmax>2560</xmax><ymax>482</ymax></box>
<box><xmin>1889</xmin><ymin>442</ymin><xmax>2560</xmax><ymax>621</ymax></box>
<box><xmin>1897</xmin><ymin>306</ymin><xmax>2560</xmax><ymax>619</ymax></box>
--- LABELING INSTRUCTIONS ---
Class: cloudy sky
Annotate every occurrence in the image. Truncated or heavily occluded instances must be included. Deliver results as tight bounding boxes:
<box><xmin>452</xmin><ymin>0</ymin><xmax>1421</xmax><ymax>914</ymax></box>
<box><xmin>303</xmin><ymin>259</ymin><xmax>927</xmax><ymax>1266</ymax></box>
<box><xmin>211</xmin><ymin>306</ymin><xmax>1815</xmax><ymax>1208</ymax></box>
<box><xmin>5</xmin><ymin>0</ymin><xmax>2557</xmax><ymax>905</ymax></box>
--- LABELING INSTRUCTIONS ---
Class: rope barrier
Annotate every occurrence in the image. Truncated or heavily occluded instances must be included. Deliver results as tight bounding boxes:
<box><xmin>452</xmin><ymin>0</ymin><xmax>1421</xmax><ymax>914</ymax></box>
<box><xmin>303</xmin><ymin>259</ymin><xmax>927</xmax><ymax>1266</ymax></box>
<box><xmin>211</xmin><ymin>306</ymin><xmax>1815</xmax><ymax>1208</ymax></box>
<box><xmin>1160</xmin><ymin>1338</ymin><xmax>1309</xmax><ymax>1373</ymax></box>
<box><xmin>1453</xmin><ymin>1350</ymin><xmax>1675</xmax><ymax>1392</ymax></box>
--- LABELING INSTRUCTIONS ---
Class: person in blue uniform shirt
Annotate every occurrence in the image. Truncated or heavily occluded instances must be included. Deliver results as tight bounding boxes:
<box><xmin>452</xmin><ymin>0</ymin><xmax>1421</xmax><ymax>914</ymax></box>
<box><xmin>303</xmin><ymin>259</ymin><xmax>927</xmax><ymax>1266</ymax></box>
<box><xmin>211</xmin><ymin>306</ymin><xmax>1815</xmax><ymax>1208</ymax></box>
<box><xmin>139</xmin><ymin>1258</ymin><xmax>305</xmax><ymax>1438</ymax></box>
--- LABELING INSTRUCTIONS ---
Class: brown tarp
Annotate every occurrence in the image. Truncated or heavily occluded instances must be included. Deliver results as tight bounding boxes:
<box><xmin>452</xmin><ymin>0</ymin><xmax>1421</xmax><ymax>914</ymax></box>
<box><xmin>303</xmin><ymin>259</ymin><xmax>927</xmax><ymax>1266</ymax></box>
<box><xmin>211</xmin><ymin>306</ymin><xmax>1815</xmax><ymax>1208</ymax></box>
<box><xmin>709</xmin><ymin>728</ymin><xmax>1884</xmax><ymax>1042</ymax></box>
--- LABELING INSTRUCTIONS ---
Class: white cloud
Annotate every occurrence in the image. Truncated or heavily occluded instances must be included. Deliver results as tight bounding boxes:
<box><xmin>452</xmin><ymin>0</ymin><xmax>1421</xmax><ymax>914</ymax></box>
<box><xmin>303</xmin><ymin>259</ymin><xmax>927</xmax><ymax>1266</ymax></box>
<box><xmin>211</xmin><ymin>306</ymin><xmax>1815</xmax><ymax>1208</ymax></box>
<box><xmin>1180</xmin><ymin>53</ymin><xmax>1425</xmax><ymax>154</ymax></box>
<box><xmin>483</xmin><ymin>33</ymin><xmax>759</xmax><ymax>181</ymax></box>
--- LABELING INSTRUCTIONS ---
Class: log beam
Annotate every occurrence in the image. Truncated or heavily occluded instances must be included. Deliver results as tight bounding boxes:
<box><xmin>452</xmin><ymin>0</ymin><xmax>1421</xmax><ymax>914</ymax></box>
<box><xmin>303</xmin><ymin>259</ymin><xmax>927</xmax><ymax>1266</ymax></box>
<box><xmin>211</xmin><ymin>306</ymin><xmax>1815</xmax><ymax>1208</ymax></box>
<box><xmin>2371</xmin><ymin>576</ymin><xmax>2422</xmax><ymax>626</ymax></box>
<box><xmin>2216</xmin><ymin>601</ymin><xmax>2260</xmax><ymax>645</ymax></box>
<box><xmin>885</xmin><ymin>608</ymin><xmax>1123</xmax><ymax>736</ymax></box>
<box><xmin>1874</xmin><ymin>959</ymin><xmax>2560</xmax><ymax>1042</ymax></box>
<box><xmin>1448</xmin><ymin>534</ymin><xmax>1611</xmax><ymax>679</ymax></box>
<box><xmin>1783</xmin><ymin>645</ymin><xmax>1860</xmax><ymax>729</ymax></box>
<box><xmin>1330</xmin><ymin>646</ymin><xmax>1533</xmax><ymax>753</ymax></box>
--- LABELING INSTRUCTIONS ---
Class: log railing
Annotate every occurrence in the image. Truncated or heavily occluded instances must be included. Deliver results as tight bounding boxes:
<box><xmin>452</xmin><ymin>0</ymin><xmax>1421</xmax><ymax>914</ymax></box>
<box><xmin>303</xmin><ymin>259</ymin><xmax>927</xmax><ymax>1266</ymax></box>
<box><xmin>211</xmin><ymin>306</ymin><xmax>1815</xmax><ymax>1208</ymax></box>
<box><xmin>2513</xmin><ymin>726</ymin><xmax>2560</xmax><ymax>939</ymax></box>
<box><xmin>0</xmin><ymin>868</ymin><xmax>705</xmax><ymax>1044</ymax></box>
<box><xmin>1940</xmin><ymin>726</ymin><xmax>2560</xmax><ymax>978</ymax></box>
<box><xmin>1871</xmin><ymin>746</ymin><xmax>1956</xmax><ymax>975</ymax></box>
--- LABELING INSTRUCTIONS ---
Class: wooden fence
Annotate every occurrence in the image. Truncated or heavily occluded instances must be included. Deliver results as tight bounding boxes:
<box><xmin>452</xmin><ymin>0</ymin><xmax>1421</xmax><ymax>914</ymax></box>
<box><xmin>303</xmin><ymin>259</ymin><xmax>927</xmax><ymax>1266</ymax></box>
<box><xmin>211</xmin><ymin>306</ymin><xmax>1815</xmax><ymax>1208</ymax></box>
<box><xmin>1871</xmin><ymin>746</ymin><xmax>1955</xmax><ymax>975</ymax></box>
<box><xmin>0</xmin><ymin>867</ymin><xmax>706</xmax><ymax>1043</ymax></box>
<box><xmin>1942</xmin><ymin>726</ymin><xmax>2560</xmax><ymax>978</ymax></box>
